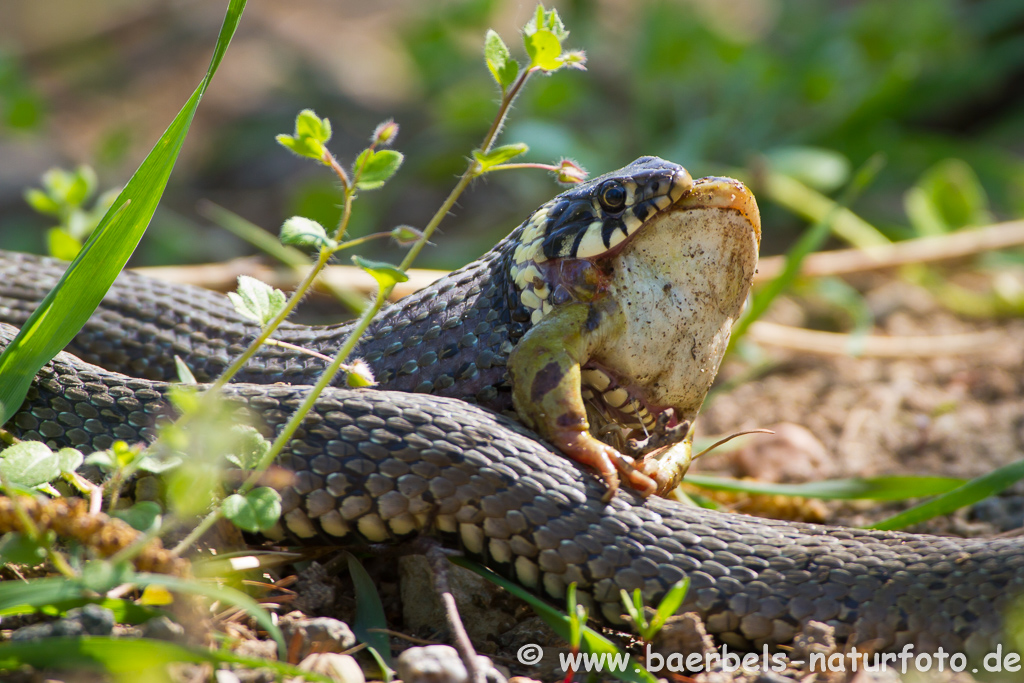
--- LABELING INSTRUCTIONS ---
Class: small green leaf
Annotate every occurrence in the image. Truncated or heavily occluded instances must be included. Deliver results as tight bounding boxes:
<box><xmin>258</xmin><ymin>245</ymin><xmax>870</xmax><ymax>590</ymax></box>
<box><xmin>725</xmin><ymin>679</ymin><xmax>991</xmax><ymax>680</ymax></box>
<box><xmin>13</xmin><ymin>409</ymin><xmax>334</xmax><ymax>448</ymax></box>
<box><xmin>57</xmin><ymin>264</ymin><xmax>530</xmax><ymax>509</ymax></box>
<box><xmin>166</xmin><ymin>461</ymin><xmax>221</xmax><ymax>517</ymax></box>
<box><xmin>167</xmin><ymin>385</ymin><xmax>200</xmax><ymax>415</ymax></box>
<box><xmin>226</xmin><ymin>425</ymin><xmax>271</xmax><ymax>470</ymax></box>
<box><xmin>174</xmin><ymin>355</ymin><xmax>197</xmax><ymax>384</ymax></box>
<box><xmin>133</xmin><ymin>453</ymin><xmax>183</xmax><ymax>475</ymax></box>
<box><xmin>83</xmin><ymin>450</ymin><xmax>115</xmax><ymax>471</ymax></box>
<box><xmin>223</xmin><ymin>488</ymin><xmax>282</xmax><ymax>533</ymax></box>
<box><xmin>344</xmin><ymin>359</ymin><xmax>376</xmax><ymax>388</ymax></box>
<box><xmin>24</xmin><ymin>188</ymin><xmax>61</xmax><ymax>216</ymax></box>
<box><xmin>620</xmin><ymin>589</ymin><xmax>642</xmax><ymax>629</ymax></box>
<box><xmin>279</xmin><ymin>216</ymin><xmax>335</xmax><ymax>251</ymax></box>
<box><xmin>484</xmin><ymin>30</ymin><xmax>518</xmax><ymax>89</ymax></box>
<box><xmin>525</xmin><ymin>29</ymin><xmax>564</xmax><ymax>71</ymax></box>
<box><xmin>352</xmin><ymin>256</ymin><xmax>408</xmax><ymax>295</ymax></box>
<box><xmin>295</xmin><ymin>109</ymin><xmax>332</xmax><ymax>144</ymax></box>
<box><xmin>65</xmin><ymin>166</ymin><xmax>98</xmax><ymax>207</ymax></box>
<box><xmin>910</xmin><ymin>159</ymin><xmax>990</xmax><ymax>234</ymax></box>
<box><xmin>0</xmin><ymin>532</ymin><xmax>47</xmax><ymax>566</ymax></box>
<box><xmin>0</xmin><ymin>441</ymin><xmax>60</xmax><ymax>488</ymax></box>
<box><xmin>41</xmin><ymin>168</ymin><xmax>74</xmax><ymax>203</ymax></box>
<box><xmin>56</xmin><ymin>448</ymin><xmax>83</xmax><ymax>474</ymax></box>
<box><xmin>390</xmin><ymin>225</ymin><xmax>423</xmax><ymax>246</ymax></box>
<box><xmin>355</xmin><ymin>149</ymin><xmax>404</xmax><ymax>190</ymax></box>
<box><xmin>111</xmin><ymin>441</ymin><xmax>142</xmax><ymax>468</ymax></box>
<box><xmin>523</xmin><ymin>4</ymin><xmax>568</xmax><ymax>41</ymax></box>
<box><xmin>112</xmin><ymin>501</ymin><xmax>163</xmax><ymax>533</ymax></box>
<box><xmin>47</xmin><ymin>229</ymin><xmax>82</xmax><ymax>261</ymax></box>
<box><xmin>227</xmin><ymin>275</ymin><xmax>287</xmax><ymax>326</ymax></box>
<box><xmin>275</xmin><ymin>133</ymin><xmax>324</xmax><ymax>161</ymax></box>
<box><xmin>473</xmin><ymin>143</ymin><xmax>529</xmax><ymax>172</ymax></box>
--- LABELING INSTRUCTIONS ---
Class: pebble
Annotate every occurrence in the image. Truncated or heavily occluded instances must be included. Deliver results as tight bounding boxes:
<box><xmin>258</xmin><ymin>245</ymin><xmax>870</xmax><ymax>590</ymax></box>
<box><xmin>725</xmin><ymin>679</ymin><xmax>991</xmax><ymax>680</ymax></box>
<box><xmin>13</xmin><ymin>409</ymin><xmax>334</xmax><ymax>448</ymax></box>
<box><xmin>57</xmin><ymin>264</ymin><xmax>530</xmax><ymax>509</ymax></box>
<box><xmin>397</xmin><ymin>644</ymin><xmax>507</xmax><ymax>683</ymax></box>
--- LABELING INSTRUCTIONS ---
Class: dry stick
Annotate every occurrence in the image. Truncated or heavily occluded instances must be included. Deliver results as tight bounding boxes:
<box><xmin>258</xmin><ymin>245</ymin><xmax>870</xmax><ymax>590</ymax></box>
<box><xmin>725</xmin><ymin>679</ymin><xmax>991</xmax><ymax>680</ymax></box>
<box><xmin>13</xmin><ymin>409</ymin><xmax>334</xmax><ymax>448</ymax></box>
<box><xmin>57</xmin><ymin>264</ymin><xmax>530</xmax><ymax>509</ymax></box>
<box><xmin>419</xmin><ymin>539</ymin><xmax>486</xmax><ymax>683</ymax></box>
<box><xmin>754</xmin><ymin>218</ymin><xmax>1024</xmax><ymax>282</ymax></box>
<box><xmin>747</xmin><ymin>321</ymin><xmax>1007</xmax><ymax>357</ymax></box>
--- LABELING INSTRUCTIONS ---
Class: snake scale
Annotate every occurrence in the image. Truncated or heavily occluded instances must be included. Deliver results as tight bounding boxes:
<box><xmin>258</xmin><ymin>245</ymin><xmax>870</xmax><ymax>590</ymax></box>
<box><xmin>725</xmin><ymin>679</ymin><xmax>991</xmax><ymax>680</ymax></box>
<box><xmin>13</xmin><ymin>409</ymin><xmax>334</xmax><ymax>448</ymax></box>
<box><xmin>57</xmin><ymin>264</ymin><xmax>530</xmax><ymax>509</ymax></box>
<box><xmin>1</xmin><ymin>157</ymin><xmax>1022</xmax><ymax>656</ymax></box>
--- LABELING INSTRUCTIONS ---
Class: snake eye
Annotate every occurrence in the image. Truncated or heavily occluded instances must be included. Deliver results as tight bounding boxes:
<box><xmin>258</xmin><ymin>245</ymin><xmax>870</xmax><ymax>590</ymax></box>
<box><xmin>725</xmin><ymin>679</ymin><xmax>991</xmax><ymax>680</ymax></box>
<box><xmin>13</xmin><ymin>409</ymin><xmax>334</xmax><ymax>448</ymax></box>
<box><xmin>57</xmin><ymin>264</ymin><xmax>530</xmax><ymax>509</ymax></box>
<box><xmin>598</xmin><ymin>181</ymin><xmax>627</xmax><ymax>212</ymax></box>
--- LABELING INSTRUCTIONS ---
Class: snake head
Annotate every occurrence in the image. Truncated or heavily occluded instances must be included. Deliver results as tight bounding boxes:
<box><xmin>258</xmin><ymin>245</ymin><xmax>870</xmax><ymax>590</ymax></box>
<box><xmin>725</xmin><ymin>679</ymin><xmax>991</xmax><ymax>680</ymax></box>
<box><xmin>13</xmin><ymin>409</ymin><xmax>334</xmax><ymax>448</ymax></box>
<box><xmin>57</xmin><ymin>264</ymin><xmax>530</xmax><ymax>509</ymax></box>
<box><xmin>508</xmin><ymin>158</ymin><xmax>760</xmax><ymax>497</ymax></box>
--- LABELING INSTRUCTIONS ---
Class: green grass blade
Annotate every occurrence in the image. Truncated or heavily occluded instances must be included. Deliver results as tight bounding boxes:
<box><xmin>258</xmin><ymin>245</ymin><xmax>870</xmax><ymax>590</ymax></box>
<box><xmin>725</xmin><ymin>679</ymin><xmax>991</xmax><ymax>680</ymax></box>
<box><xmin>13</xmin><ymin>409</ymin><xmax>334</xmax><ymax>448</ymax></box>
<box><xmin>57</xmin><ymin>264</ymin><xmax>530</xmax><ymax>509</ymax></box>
<box><xmin>347</xmin><ymin>553</ymin><xmax>394</xmax><ymax>674</ymax></box>
<box><xmin>0</xmin><ymin>636</ymin><xmax>332</xmax><ymax>682</ymax></box>
<box><xmin>868</xmin><ymin>458</ymin><xmax>1024</xmax><ymax>531</ymax></box>
<box><xmin>685</xmin><ymin>474</ymin><xmax>966</xmax><ymax>501</ymax></box>
<box><xmin>0</xmin><ymin>0</ymin><xmax>248</xmax><ymax>425</ymax></box>
<box><xmin>648</xmin><ymin>578</ymin><xmax>689</xmax><ymax>639</ymax></box>
<box><xmin>133</xmin><ymin>572</ymin><xmax>284</xmax><ymax>659</ymax></box>
<box><xmin>0</xmin><ymin>594</ymin><xmax>160</xmax><ymax>623</ymax></box>
<box><xmin>0</xmin><ymin>576</ymin><xmax>89</xmax><ymax>615</ymax></box>
<box><xmin>451</xmin><ymin>556</ymin><xmax>658</xmax><ymax>683</ymax></box>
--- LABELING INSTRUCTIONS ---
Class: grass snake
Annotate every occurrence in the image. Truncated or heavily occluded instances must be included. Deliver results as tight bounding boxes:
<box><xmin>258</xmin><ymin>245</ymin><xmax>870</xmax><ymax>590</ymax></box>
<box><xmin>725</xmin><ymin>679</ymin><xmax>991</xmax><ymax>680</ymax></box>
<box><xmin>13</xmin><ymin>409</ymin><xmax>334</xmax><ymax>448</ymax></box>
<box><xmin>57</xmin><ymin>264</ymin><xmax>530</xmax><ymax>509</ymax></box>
<box><xmin>1</xmin><ymin>157</ymin><xmax>1021</xmax><ymax>655</ymax></box>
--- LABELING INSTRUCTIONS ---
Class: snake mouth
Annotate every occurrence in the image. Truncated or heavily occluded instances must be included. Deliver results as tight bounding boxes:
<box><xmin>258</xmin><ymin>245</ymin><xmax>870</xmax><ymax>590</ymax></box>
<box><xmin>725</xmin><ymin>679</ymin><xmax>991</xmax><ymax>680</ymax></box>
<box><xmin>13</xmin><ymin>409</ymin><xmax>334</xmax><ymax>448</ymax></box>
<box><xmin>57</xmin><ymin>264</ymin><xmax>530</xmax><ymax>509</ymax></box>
<box><xmin>579</xmin><ymin>362</ymin><xmax>690</xmax><ymax>456</ymax></box>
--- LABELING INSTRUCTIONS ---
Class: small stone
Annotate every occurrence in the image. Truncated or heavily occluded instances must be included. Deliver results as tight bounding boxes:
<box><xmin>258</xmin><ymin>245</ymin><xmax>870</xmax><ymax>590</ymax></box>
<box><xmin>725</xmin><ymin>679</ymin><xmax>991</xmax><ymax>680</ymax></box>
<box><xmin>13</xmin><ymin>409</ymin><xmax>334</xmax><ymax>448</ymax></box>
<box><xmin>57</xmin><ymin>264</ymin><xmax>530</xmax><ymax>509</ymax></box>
<box><xmin>396</xmin><ymin>645</ymin><xmax>506</xmax><ymax>683</ymax></box>
<box><xmin>142</xmin><ymin>615</ymin><xmax>186</xmax><ymax>642</ymax></box>
<box><xmin>65</xmin><ymin>604</ymin><xmax>116</xmax><ymax>636</ymax></box>
<box><xmin>730</xmin><ymin>422</ymin><xmax>837</xmax><ymax>483</ymax></box>
<box><xmin>11</xmin><ymin>604</ymin><xmax>116</xmax><ymax>641</ymax></box>
<box><xmin>279</xmin><ymin>611</ymin><xmax>356</xmax><ymax>660</ymax></box>
<box><xmin>298</xmin><ymin>653</ymin><xmax>365</xmax><ymax>683</ymax></box>
<box><xmin>399</xmin><ymin>556</ymin><xmax>512</xmax><ymax>639</ymax></box>
<box><xmin>651</xmin><ymin>612</ymin><xmax>715</xmax><ymax>666</ymax></box>
<box><xmin>792</xmin><ymin>620</ymin><xmax>836</xmax><ymax>660</ymax></box>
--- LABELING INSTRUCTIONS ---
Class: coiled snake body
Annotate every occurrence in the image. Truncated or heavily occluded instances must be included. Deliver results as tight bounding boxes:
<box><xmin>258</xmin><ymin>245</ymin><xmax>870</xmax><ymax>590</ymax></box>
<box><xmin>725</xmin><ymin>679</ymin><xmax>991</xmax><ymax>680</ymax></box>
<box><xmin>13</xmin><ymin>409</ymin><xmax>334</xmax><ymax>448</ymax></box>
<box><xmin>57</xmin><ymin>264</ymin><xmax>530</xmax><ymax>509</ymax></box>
<box><xmin>1</xmin><ymin>157</ymin><xmax>1021</xmax><ymax>655</ymax></box>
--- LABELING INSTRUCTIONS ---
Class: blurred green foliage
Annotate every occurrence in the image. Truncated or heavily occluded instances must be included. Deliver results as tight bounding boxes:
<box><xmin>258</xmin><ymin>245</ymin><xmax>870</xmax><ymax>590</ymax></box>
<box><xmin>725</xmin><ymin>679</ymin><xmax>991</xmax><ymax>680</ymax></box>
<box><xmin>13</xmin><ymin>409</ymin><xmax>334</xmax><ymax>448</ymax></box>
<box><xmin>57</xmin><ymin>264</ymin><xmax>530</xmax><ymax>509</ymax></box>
<box><xmin>1</xmin><ymin>0</ymin><xmax>1023</xmax><ymax>267</ymax></box>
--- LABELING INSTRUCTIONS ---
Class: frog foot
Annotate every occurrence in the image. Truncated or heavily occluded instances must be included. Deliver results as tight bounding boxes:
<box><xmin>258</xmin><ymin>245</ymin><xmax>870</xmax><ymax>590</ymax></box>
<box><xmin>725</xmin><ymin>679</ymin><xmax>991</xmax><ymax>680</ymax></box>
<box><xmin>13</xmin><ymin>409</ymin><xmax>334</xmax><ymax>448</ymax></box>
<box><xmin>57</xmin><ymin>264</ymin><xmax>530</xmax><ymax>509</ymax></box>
<box><xmin>554</xmin><ymin>428</ymin><xmax>657</xmax><ymax>501</ymax></box>
<box><xmin>634</xmin><ymin>439</ymin><xmax>693</xmax><ymax>496</ymax></box>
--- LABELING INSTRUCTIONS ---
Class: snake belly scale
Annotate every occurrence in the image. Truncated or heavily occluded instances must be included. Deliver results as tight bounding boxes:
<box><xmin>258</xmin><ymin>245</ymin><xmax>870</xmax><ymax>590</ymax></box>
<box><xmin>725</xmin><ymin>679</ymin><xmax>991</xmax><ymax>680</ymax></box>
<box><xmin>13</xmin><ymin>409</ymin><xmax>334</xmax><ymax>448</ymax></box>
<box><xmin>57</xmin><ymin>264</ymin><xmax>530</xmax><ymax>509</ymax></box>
<box><xmin>1</xmin><ymin>157</ymin><xmax>1022</xmax><ymax>655</ymax></box>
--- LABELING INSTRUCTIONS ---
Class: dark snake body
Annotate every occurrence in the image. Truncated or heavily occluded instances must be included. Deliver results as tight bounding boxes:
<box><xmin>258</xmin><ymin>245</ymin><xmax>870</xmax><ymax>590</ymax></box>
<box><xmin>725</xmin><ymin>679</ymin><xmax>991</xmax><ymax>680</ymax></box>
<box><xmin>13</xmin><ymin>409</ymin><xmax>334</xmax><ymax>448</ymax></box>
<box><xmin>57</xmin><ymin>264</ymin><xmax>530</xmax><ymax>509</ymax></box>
<box><xmin>0</xmin><ymin>244</ymin><xmax>1022</xmax><ymax>654</ymax></box>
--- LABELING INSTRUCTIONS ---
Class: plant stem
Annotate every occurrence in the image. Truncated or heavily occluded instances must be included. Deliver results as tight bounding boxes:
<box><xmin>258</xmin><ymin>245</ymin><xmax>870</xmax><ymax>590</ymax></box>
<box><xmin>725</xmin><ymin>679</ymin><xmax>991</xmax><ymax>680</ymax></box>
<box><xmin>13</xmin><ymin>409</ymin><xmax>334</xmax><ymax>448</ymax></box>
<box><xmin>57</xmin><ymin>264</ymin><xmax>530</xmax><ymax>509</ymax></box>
<box><xmin>400</xmin><ymin>172</ymin><xmax>475</xmax><ymax>271</ymax></box>
<box><xmin>480</xmin><ymin>68</ymin><xmax>535</xmax><ymax>155</ymax></box>
<box><xmin>400</xmin><ymin>68</ymin><xmax>535</xmax><ymax>270</ymax></box>
<box><xmin>209</xmin><ymin>247</ymin><xmax>332</xmax><ymax>392</ymax></box>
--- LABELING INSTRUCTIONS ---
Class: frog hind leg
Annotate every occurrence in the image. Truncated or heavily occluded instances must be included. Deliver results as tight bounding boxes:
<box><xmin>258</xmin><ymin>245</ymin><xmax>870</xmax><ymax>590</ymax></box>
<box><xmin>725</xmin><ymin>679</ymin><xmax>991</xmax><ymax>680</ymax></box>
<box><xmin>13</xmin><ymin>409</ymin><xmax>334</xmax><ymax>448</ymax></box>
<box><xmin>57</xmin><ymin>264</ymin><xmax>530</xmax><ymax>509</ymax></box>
<box><xmin>508</xmin><ymin>300</ymin><xmax>656</xmax><ymax>500</ymax></box>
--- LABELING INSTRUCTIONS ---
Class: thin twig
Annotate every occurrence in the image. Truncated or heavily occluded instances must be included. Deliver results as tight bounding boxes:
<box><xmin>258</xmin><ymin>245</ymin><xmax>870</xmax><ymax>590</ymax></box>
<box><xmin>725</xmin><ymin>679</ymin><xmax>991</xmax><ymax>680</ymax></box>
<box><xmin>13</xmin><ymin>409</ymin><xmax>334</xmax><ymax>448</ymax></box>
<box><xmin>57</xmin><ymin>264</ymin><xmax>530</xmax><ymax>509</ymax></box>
<box><xmin>423</xmin><ymin>540</ymin><xmax>485</xmax><ymax>683</ymax></box>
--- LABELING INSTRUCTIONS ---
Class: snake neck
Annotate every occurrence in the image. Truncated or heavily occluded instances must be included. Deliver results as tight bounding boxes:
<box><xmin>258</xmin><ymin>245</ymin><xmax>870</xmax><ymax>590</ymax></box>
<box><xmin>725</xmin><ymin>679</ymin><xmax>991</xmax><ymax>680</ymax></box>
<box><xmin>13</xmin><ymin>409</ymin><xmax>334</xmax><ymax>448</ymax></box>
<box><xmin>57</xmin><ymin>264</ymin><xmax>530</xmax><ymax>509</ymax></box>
<box><xmin>348</xmin><ymin>226</ymin><xmax>527</xmax><ymax>412</ymax></box>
